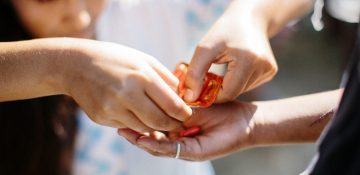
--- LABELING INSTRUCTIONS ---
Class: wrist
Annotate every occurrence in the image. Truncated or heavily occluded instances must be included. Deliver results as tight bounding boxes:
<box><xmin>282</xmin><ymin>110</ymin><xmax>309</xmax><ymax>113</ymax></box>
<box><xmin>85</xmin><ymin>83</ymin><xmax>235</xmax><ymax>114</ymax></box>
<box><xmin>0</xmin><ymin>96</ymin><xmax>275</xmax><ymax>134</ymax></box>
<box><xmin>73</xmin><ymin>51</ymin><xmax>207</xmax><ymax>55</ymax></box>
<box><xmin>230</xmin><ymin>0</ymin><xmax>314</xmax><ymax>37</ymax></box>
<box><xmin>248</xmin><ymin>101</ymin><xmax>268</xmax><ymax>147</ymax></box>
<box><xmin>259</xmin><ymin>0</ymin><xmax>315</xmax><ymax>37</ymax></box>
<box><xmin>250</xmin><ymin>101</ymin><xmax>285</xmax><ymax>147</ymax></box>
<box><xmin>232</xmin><ymin>101</ymin><xmax>266</xmax><ymax>149</ymax></box>
<box><xmin>227</xmin><ymin>0</ymin><xmax>273</xmax><ymax>37</ymax></box>
<box><xmin>42</xmin><ymin>37</ymin><xmax>87</xmax><ymax>96</ymax></box>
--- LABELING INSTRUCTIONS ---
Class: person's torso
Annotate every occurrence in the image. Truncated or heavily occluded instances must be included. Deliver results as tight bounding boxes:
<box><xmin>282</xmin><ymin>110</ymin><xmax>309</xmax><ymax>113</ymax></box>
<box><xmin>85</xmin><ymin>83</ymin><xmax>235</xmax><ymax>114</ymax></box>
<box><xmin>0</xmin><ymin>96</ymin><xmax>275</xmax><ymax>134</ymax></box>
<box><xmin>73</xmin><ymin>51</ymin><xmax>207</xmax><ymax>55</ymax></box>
<box><xmin>310</xmin><ymin>25</ymin><xmax>360</xmax><ymax>175</ymax></box>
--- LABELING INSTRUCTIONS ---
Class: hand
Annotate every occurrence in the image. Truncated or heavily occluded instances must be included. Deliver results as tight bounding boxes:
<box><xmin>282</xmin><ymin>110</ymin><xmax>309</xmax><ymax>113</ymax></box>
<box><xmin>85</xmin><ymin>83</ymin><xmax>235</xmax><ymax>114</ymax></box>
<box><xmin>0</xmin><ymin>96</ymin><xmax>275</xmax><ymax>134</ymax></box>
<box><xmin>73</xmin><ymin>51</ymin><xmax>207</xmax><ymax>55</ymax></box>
<box><xmin>59</xmin><ymin>38</ymin><xmax>192</xmax><ymax>133</ymax></box>
<box><xmin>184</xmin><ymin>2</ymin><xmax>278</xmax><ymax>103</ymax></box>
<box><xmin>118</xmin><ymin>101</ymin><xmax>258</xmax><ymax>161</ymax></box>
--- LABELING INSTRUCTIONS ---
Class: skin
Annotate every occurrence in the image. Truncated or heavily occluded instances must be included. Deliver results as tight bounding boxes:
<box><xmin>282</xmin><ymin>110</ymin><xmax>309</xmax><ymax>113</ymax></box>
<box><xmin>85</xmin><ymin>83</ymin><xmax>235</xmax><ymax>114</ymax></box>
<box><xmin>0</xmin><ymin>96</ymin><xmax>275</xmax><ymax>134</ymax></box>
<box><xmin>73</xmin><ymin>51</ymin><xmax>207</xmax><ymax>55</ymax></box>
<box><xmin>184</xmin><ymin>0</ymin><xmax>315</xmax><ymax>103</ymax></box>
<box><xmin>116</xmin><ymin>0</ymin><xmax>341</xmax><ymax>161</ymax></box>
<box><xmin>0</xmin><ymin>0</ymin><xmax>193</xmax><ymax>133</ymax></box>
<box><xmin>118</xmin><ymin>90</ymin><xmax>342</xmax><ymax>161</ymax></box>
<box><xmin>12</xmin><ymin>0</ymin><xmax>107</xmax><ymax>38</ymax></box>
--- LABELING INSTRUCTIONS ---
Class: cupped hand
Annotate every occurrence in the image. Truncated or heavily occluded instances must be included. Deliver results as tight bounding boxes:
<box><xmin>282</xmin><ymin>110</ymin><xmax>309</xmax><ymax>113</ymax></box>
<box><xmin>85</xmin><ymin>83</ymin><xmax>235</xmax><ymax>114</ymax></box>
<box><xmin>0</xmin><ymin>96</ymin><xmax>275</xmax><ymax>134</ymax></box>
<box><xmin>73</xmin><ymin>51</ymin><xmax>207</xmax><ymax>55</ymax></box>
<box><xmin>61</xmin><ymin>39</ymin><xmax>191</xmax><ymax>133</ymax></box>
<box><xmin>118</xmin><ymin>101</ymin><xmax>259</xmax><ymax>161</ymax></box>
<box><xmin>184</xmin><ymin>3</ymin><xmax>277</xmax><ymax>103</ymax></box>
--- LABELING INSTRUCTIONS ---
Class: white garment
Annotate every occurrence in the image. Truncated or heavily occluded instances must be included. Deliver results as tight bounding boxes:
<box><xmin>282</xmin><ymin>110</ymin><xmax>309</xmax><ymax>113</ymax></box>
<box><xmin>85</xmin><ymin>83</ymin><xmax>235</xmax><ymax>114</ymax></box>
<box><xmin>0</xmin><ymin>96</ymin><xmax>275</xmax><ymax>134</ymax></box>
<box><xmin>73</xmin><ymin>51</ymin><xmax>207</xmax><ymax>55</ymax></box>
<box><xmin>304</xmin><ymin>1</ymin><xmax>359</xmax><ymax>174</ymax></box>
<box><xmin>73</xmin><ymin>0</ymin><xmax>230</xmax><ymax>174</ymax></box>
<box><xmin>326</xmin><ymin>0</ymin><xmax>360</xmax><ymax>23</ymax></box>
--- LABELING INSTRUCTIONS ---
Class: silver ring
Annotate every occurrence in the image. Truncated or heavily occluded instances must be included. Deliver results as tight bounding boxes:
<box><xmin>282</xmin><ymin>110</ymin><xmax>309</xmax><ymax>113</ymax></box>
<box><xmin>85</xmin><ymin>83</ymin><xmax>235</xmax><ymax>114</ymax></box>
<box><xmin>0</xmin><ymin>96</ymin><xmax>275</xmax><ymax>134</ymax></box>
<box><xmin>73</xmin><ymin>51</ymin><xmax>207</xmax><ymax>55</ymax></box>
<box><xmin>175</xmin><ymin>142</ymin><xmax>181</xmax><ymax>159</ymax></box>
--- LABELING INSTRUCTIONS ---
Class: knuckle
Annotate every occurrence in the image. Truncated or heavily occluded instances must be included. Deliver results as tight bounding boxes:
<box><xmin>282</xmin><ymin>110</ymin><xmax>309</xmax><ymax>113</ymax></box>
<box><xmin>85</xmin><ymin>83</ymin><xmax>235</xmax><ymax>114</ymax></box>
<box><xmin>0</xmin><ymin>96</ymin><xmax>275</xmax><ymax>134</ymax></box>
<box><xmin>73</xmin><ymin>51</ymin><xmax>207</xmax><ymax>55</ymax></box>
<box><xmin>90</xmin><ymin>115</ymin><xmax>106</xmax><ymax>126</ymax></box>
<box><xmin>197</xmin><ymin>40</ymin><xmax>225</xmax><ymax>52</ymax></box>
<box><xmin>183</xmin><ymin>143</ymin><xmax>207</xmax><ymax>161</ymax></box>
<box><xmin>151</xmin><ymin>117</ymin><xmax>175</xmax><ymax>131</ymax></box>
<box><xmin>117</xmin><ymin>124</ymin><xmax>126</xmax><ymax>129</ymax></box>
<box><xmin>131</xmin><ymin>124</ymin><xmax>150</xmax><ymax>133</ymax></box>
<box><xmin>109</xmin><ymin>119</ymin><xmax>126</xmax><ymax>128</ymax></box>
<box><xmin>257</xmin><ymin>56</ymin><xmax>278</xmax><ymax>74</ymax></box>
<box><xmin>119</xmin><ymin>73</ymin><xmax>145</xmax><ymax>98</ymax></box>
<box><xmin>186</xmin><ymin>68</ymin><xmax>202</xmax><ymax>86</ymax></box>
<box><xmin>98</xmin><ymin>98</ymin><xmax>116</xmax><ymax>115</ymax></box>
<box><xmin>140</xmin><ymin>106</ymin><xmax>178</xmax><ymax>131</ymax></box>
<box><xmin>183</xmin><ymin>144</ymin><xmax>202</xmax><ymax>161</ymax></box>
<box><xmin>90</xmin><ymin>105</ymin><xmax>104</xmax><ymax>117</ymax></box>
<box><xmin>167</xmin><ymin>100</ymin><xmax>186</xmax><ymax>119</ymax></box>
<box><xmin>128</xmin><ymin>71</ymin><xmax>148</xmax><ymax>85</ymax></box>
<box><xmin>268</xmin><ymin>62</ymin><xmax>278</xmax><ymax>76</ymax></box>
<box><xmin>139</xmin><ymin>127</ymin><xmax>152</xmax><ymax>133</ymax></box>
<box><xmin>88</xmin><ymin>101</ymin><xmax>109</xmax><ymax>120</ymax></box>
<box><xmin>220</xmin><ymin>90</ymin><xmax>238</xmax><ymax>102</ymax></box>
<box><xmin>195</xmin><ymin>44</ymin><xmax>211</xmax><ymax>52</ymax></box>
<box><xmin>225</xmin><ymin>42</ymin><xmax>242</xmax><ymax>52</ymax></box>
<box><xmin>260</xmin><ymin>60</ymin><xmax>278</xmax><ymax>81</ymax></box>
<box><xmin>119</xmin><ymin>87</ymin><xmax>136</xmax><ymax>101</ymax></box>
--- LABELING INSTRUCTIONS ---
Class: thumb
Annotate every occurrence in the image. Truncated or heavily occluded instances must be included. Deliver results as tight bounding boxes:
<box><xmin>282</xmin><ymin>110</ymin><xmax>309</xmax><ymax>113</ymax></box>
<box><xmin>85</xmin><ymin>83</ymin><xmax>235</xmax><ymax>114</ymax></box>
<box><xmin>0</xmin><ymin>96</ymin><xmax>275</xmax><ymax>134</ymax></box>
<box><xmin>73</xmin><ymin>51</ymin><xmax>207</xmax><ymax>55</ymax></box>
<box><xmin>184</xmin><ymin>45</ymin><xmax>222</xmax><ymax>102</ymax></box>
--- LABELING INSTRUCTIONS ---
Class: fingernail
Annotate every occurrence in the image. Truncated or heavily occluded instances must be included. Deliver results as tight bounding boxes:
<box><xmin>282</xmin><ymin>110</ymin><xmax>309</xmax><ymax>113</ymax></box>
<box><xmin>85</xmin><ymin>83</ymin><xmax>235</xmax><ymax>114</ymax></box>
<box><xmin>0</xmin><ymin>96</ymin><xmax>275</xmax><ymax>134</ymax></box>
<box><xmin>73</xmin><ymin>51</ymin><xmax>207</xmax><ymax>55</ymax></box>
<box><xmin>185</xmin><ymin>105</ymin><xmax>193</xmax><ymax>117</ymax></box>
<box><xmin>184</xmin><ymin>89</ymin><xmax>194</xmax><ymax>102</ymax></box>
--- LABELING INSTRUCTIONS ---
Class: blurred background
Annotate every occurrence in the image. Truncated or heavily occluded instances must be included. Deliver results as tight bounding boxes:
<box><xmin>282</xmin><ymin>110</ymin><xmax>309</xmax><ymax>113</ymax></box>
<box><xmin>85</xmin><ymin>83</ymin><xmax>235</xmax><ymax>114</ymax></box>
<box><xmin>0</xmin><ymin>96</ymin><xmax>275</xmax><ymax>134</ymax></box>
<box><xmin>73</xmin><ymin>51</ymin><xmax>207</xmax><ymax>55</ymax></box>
<box><xmin>1</xmin><ymin>1</ymin><xmax>357</xmax><ymax>174</ymax></box>
<box><xmin>212</xmin><ymin>12</ymin><xmax>357</xmax><ymax>175</ymax></box>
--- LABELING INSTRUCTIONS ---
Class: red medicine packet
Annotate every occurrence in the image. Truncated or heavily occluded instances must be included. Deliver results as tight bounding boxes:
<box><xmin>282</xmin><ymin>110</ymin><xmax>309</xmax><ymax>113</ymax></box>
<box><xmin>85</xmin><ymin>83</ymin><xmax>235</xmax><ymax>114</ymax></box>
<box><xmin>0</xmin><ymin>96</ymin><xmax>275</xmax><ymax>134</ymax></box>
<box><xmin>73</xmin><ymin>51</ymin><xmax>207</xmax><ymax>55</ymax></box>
<box><xmin>173</xmin><ymin>63</ymin><xmax>223</xmax><ymax>108</ymax></box>
<box><xmin>174</xmin><ymin>63</ymin><xmax>223</xmax><ymax>137</ymax></box>
<box><xmin>179</xmin><ymin>126</ymin><xmax>201</xmax><ymax>137</ymax></box>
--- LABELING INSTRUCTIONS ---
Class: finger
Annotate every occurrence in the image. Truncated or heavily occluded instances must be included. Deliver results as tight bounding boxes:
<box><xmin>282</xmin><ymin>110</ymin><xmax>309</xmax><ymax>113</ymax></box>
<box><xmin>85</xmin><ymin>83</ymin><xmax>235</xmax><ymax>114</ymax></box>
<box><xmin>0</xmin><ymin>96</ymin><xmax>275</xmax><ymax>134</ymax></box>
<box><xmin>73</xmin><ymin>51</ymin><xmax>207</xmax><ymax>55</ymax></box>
<box><xmin>216</xmin><ymin>55</ymin><xmax>254</xmax><ymax>103</ymax></box>
<box><xmin>119</xmin><ymin>128</ymin><xmax>206</xmax><ymax>160</ymax></box>
<box><xmin>118</xmin><ymin>129</ymin><xmax>170</xmax><ymax>151</ymax></box>
<box><xmin>144</xmin><ymin>69</ymin><xmax>192</xmax><ymax>122</ymax></box>
<box><xmin>115</xmin><ymin>110</ymin><xmax>154</xmax><ymax>133</ymax></box>
<box><xmin>137</xmin><ymin>137</ymin><xmax>204</xmax><ymax>160</ymax></box>
<box><xmin>118</xmin><ymin>129</ymin><xmax>172</xmax><ymax>157</ymax></box>
<box><xmin>144</xmin><ymin>56</ymin><xmax>179</xmax><ymax>92</ymax></box>
<box><xmin>150</xmin><ymin>131</ymin><xmax>169</xmax><ymax>141</ymax></box>
<box><xmin>185</xmin><ymin>44</ymin><xmax>223</xmax><ymax>102</ymax></box>
<box><xmin>137</xmin><ymin>136</ymin><xmax>178</xmax><ymax>155</ymax></box>
<box><xmin>103</xmin><ymin>119</ymin><xmax>126</xmax><ymax>128</ymax></box>
<box><xmin>183</xmin><ymin>108</ymin><xmax>212</xmax><ymax>129</ymax></box>
<box><xmin>246</xmin><ymin>66</ymin><xmax>277</xmax><ymax>91</ymax></box>
<box><xmin>128</xmin><ymin>93</ymin><xmax>184</xmax><ymax>131</ymax></box>
<box><xmin>117</xmin><ymin>128</ymin><xmax>143</xmax><ymax>145</ymax></box>
<box><xmin>242</xmin><ymin>69</ymin><xmax>267</xmax><ymax>92</ymax></box>
<box><xmin>118</xmin><ymin>128</ymin><xmax>174</xmax><ymax>155</ymax></box>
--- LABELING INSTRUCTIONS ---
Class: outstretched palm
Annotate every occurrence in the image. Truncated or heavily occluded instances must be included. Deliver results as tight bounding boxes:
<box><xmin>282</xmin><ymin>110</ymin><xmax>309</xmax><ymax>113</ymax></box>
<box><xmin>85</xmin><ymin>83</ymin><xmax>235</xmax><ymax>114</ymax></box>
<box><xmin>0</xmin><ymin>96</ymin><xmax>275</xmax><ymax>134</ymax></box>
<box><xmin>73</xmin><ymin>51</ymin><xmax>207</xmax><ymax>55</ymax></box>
<box><xmin>118</xmin><ymin>101</ymin><xmax>259</xmax><ymax>161</ymax></box>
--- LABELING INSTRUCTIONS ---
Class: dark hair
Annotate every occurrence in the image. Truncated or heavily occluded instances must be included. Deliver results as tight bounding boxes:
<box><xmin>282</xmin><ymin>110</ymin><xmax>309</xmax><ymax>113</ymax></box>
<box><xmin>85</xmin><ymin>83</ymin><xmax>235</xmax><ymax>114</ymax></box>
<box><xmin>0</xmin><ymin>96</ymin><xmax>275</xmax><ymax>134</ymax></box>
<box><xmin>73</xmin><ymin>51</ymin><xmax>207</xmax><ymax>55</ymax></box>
<box><xmin>0</xmin><ymin>1</ymin><xmax>78</xmax><ymax>175</ymax></box>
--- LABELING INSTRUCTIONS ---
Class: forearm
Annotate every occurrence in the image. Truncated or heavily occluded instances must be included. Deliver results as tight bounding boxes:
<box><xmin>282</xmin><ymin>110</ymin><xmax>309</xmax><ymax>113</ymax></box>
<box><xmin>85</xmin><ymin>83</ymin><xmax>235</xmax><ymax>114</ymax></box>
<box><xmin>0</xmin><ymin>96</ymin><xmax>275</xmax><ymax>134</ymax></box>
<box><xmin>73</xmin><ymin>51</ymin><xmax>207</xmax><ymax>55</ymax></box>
<box><xmin>252</xmin><ymin>89</ymin><xmax>343</xmax><ymax>146</ymax></box>
<box><xmin>228</xmin><ymin>0</ymin><xmax>315</xmax><ymax>37</ymax></box>
<box><xmin>0</xmin><ymin>38</ymin><xmax>75</xmax><ymax>101</ymax></box>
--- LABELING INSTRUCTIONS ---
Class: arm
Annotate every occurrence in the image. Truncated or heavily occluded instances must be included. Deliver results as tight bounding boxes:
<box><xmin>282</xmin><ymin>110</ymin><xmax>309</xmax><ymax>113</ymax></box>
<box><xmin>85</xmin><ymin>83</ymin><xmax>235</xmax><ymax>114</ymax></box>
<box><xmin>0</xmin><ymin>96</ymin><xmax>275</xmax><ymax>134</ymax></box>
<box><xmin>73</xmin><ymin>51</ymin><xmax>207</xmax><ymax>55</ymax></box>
<box><xmin>0</xmin><ymin>38</ymin><xmax>192</xmax><ymax>132</ymax></box>
<box><xmin>253</xmin><ymin>89</ymin><xmax>342</xmax><ymax>145</ymax></box>
<box><xmin>118</xmin><ymin>89</ymin><xmax>342</xmax><ymax>161</ymax></box>
<box><xmin>235</xmin><ymin>0</ymin><xmax>316</xmax><ymax>37</ymax></box>
<box><xmin>0</xmin><ymin>39</ymin><xmax>65</xmax><ymax>101</ymax></box>
<box><xmin>184</xmin><ymin>0</ymin><xmax>315</xmax><ymax>103</ymax></box>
